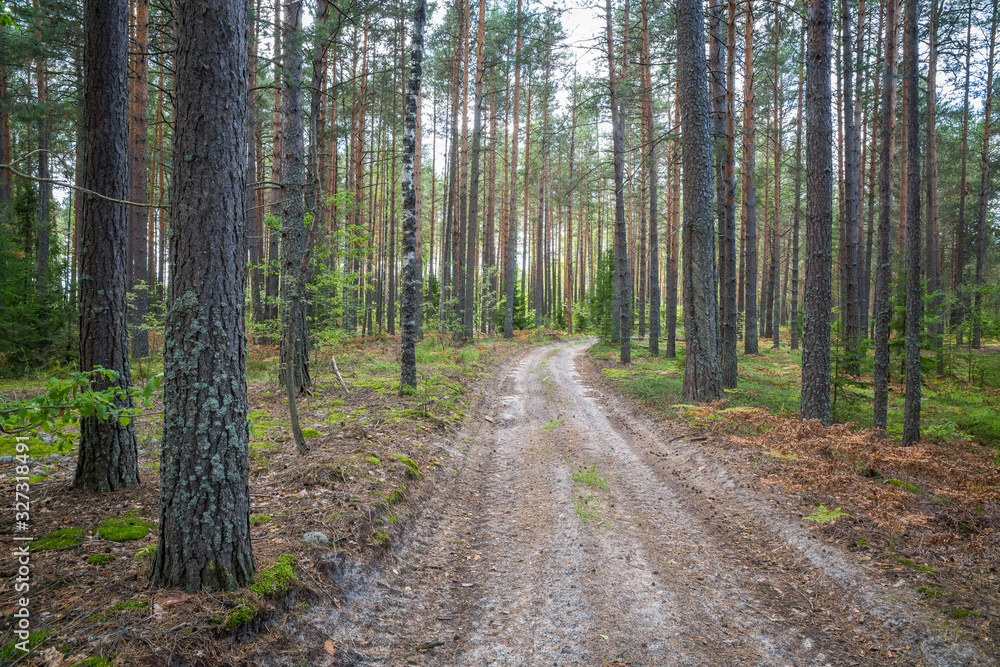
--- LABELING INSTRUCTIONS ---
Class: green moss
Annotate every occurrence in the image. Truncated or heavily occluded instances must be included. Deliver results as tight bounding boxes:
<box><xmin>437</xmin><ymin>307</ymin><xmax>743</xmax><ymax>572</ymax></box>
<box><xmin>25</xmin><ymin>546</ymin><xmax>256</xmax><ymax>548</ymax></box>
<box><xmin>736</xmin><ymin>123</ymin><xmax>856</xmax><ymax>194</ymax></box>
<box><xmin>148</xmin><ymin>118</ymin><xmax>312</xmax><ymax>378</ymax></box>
<box><xmin>87</xmin><ymin>554</ymin><xmax>116</xmax><ymax>566</ymax></box>
<box><xmin>300</xmin><ymin>428</ymin><xmax>322</xmax><ymax>439</ymax></box>
<box><xmin>96</xmin><ymin>517</ymin><xmax>154</xmax><ymax>542</ymax></box>
<box><xmin>885</xmin><ymin>479</ymin><xmax>922</xmax><ymax>494</ymax></box>
<box><xmin>917</xmin><ymin>586</ymin><xmax>941</xmax><ymax>598</ymax></box>
<box><xmin>372</xmin><ymin>530</ymin><xmax>389</xmax><ymax>546</ymax></box>
<box><xmin>220</xmin><ymin>597</ymin><xmax>260</xmax><ymax>630</ymax></box>
<box><xmin>91</xmin><ymin>599</ymin><xmax>149</xmax><ymax>622</ymax></box>
<box><xmin>392</xmin><ymin>454</ymin><xmax>420</xmax><ymax>478</ymax></box>
<box><xmin>31</xmin><ymin>527</ymin><xmax>86</xmax><ymax>551</ymax></box>
<box><xmin>70</xmin><ymin>658</ymin><xmax>114</xmax><ymax>667</ymax></box>
<box><xmin>0</xmin><ymin>435</ymin><xmax>61</xmax><ymax>458</ymax></box>
<box><xmin>945</xmin><ymin>609</ymin><xmax>981</xmax><ymax>619</ymax></box>
<box><xmin>133</xmin><ymin>545</ymin><xmax>157</xmax><ymax>562</ymax></box>
<box><xmin>250</xmin><ymin>514</ymin><xmax>272</xmax><ymax>526</ymax></box>
<box><xmin>0</xmin><ymin>630</ymin><xmax>55</xmax><ymax>660</ymax></box>
<box><xmin>364</xmin><ymin>455</ymin><xmax>382</xmax><ymax>466</ymax></box>
<box><xmin>382</xmin><ymin>485</ymin><xmax>407</xmax><ymax>504</ymax></box>
<box><xmin>248</xmin><ymin>554</ymin><xmax>299</xmax><ymax>598</ymax></box>
<box><xmin>894</xmin><ymin>558</ymin><xmax>936</xmax><ymax>575</ymax></box>
<box><xmin>143</xmin><ymin>461</ymin><xmax>160</xmax><ymax>472</ymax></box>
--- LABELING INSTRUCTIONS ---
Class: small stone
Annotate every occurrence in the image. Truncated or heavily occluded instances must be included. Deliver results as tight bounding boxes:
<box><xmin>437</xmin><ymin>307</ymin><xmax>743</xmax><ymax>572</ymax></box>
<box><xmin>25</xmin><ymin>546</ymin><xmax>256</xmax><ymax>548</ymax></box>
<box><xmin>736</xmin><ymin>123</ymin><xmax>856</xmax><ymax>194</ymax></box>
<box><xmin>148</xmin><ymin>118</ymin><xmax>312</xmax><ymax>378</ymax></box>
<box><xmin>0</xmin><ymin>456</ymin><xmax>16</xmax><ymax>464</ymax></box>
<box><xmin>38</xmin><ymin>433</ymin><xmax>54</xmax><ymax>445</ymax></box>
<box><xmin>303</xmin><ymin>531</ymin><xmax>330</xmax><ymax>545</ymax></box>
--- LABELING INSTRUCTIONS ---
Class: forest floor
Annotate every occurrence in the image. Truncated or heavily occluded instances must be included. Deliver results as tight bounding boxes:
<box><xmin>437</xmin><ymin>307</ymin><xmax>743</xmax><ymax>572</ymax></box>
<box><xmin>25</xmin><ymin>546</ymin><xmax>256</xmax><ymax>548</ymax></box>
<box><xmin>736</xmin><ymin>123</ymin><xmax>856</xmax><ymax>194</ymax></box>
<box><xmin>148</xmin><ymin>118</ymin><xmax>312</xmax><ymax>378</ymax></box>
<box><xmin>0</xmin><ymin>335</ymin><xmax>997</xmax><ymax>666</ymax></box>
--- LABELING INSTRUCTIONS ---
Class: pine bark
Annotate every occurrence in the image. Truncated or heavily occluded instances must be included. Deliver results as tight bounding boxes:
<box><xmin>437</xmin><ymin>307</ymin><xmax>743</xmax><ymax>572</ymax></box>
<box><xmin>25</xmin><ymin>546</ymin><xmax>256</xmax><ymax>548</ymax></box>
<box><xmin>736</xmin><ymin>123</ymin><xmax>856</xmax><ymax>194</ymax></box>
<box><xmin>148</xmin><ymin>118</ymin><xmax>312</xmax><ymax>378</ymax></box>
<box><xmin>465</xmin><ymin>0</ymin><xmax>486</xmax><ymax>340</ymax></box>
<box><xmin>973</xmin><ymin>0</ymin><xmax>998</xmax><ymax>349</ymax></box>
<box><xmin>128</xmin><ymin>0</ymin><xmax>149</xmax><ymax>358</ymax></box>
<box><xmin>841</xmin><ymin>0</ymin><xmax>859</xmax><ymax>370</ymax></box>
<box><xmin>925</xmin><ymin>0</ymin><xmax>942</xmax><ymax>376</ymax></box>
<box><xmin>153</xmin><ymin>0</ymin><xmax>252</xmax><ymax>590</ymax></box>
<box><xmin>503</xmin><ymin>0</ymin><xmax>522</xmax><ymax>339</ymax></box>
<box><xmin>790</xmin><ymin>26</ymin><xmax>804</xmax><ymax>350</ymax></box>
<box><xmin>642</xmin><ymin>0</ymin><xmax>660</xmax><ymax>356</ymax></box>
<box><xmin>607</xmin><ymin>0</ymin><xmax>631</xmax><ymax>364</ymax></box>
<box><xmin>678</xmin><ymin>0</ymin><xmax>724</xmax><ymax>401</ymax></box>
<box><xmin>75</xmin><ymin>0</ymin><xmax>140</xmax><ymax>493</ymax></box>
<box><xmin>954</xmin><ymin>7</ymin><xmax>972</xmax><ymax>344</ymax></box>
<box><xmin>278</xmin><ymin>0</ymin><xmax>310</xmax><ymax>392</ymax></box>
<box><xmin>742</xmin><ymin>0</ymin><xmax>759</xmax><ymax>355</ymax></box>
<box><xmin>801</xmin><ymin>0</ymin><xmax>833</xmax><ymax>425</ymax></box>
<box><xmin>901</xmin><ymin>0</ymin><xmax>921</xmax><ymax>446</ymax></box>
<box><xmin>873</xmin><ymin>0</ymin><xmax>897</xmax><ymax>434</ymax></box>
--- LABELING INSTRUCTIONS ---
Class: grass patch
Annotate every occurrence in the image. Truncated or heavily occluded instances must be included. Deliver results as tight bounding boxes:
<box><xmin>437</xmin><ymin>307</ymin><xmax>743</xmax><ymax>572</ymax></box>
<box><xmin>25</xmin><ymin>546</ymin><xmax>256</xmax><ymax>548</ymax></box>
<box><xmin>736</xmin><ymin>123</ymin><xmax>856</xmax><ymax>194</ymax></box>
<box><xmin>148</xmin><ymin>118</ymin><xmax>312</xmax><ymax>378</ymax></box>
<box><xmin>571</xmin><ymin>463</ymin><xmax>607</xmax><ymax>490</ymax></box>
<box><xmin>133</xmin><ymin>545</ymin><xmax>157</xmax><ymax>562</ymax></box>
<box><xmin>542</xmin><ymin>417</ymin><xmax>562</xmax><ymax>432</ymax></box>
<box><xmin>802</xmin><ymin>504</ymin><xmax>850</xmax><ymax>524</ymax></box>
<box><xmin>885</xmin><ymin>479</ymin><xmax>922</xmax><ymax>494</ymax></box>
<box><xmin>944</xmin><ymin>609</ymin><xmax>981</xmax><ymax>619</ymax></box>
<box><xmin>895</xmin><ymin>558</ymin><xmax>936</xmax><ymax>575</ymax></box>
<box><xmin>250</xmin><ymin>514</ymin><xmax>272</xmax><ymax>526</ymax></box>
<box><xmin>70</xmin><ymin>659</ymin><xmax>114</xmax><ymax>667</ymax></box>
<box><xmin>96</xmin><ymin>517</ymin><xmax>154</xmax><ymax>542</ymax></box>
<box><xmin>87</xmin><ymin>554</ymin><xmax>116</xmax><ymax>566</ymax></box>
<box><xmin>31</xmin><ymin>527</ymin><xmax>86</xmax><ymax>551</ymax></box>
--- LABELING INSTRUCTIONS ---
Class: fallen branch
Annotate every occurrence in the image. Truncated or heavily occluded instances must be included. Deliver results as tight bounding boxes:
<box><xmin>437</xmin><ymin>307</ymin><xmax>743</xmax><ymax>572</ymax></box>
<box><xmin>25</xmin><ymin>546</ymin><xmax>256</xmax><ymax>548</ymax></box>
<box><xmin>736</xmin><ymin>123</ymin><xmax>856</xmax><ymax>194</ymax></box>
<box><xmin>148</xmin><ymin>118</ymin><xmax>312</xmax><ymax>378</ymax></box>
<box><xmin>331</xmin><ymin>356</ymin><xmax>351</xmax><ymax>395</ymax></box>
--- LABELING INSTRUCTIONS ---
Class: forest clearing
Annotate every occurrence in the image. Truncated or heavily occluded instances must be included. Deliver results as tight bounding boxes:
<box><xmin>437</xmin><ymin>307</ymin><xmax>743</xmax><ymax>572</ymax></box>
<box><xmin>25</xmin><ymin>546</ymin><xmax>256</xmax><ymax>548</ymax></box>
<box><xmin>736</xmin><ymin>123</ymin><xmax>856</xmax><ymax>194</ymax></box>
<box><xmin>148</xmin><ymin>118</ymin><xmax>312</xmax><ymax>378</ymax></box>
<box><xmin>2</xmin><ymin>0</ymin><xmax>1000</xmax><ymax>661</ymax></box>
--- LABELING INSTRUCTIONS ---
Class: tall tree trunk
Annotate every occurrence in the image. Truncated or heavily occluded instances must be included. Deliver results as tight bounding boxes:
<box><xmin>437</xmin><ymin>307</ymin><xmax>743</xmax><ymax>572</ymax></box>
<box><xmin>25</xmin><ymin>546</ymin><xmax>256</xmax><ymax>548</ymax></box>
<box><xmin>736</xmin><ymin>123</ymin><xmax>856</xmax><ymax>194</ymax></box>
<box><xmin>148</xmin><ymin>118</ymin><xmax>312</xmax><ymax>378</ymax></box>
<box><xmin>973</xmin><ymin>0</ymin><xmax>998</xmax><ymax>349</ymax></box>
<box><xmin>153</xmin><ymin>0</ymin><xmax>253</xmax><ymax>590</ymax></box>
<box><xmin>742</xmin><ymin>0</ymin><xmax>759</xmax><ymax>355</ymax></box>
<box><xmin>678</xmin><ymin>0</ymin><xmax>724</xmax><ymax>400</ymax></box>
<box><xmin>642</xmin><ymin>0</ymin><xmax>660</xmax><ymax>356</ymax></box>
<box><xmin>925</xmin><ymin>0</ymin><xmax>942</xmax><ymax>376</ymax></box>
<box><xmin>901</xmin><ymin>0</ymin><xmax>921</xmax><ymax>446</ymax></box>
<box><xmin>34</xmin><ymin>0</ymin><xmax>50</xmax><ymax>293</ymax></box>
<box><xmin>709</xmin><ymin>0</ymin><xmax>728</xmax><ymax>357</ymax></box>
<box><xmin>454</xmin><ymin>0</ymin><xmax>471</xmax><ymax>337</ymax></box>
<box><xmin>503</xmin><ymin>0</ymin><xmax>522</xmax><ymax>339</ymax></box>
<box><xmin>666</xmin><ymin>94</ymin><xmax>680</xmax><ymax>358</ymax></box>
<box><xmin>801</xmin><ymin>0</ymin><xmax>833</xmax><ymax>425</ymax></box>
<box><xmin>128</xmin><ymin>0</ymin><xmax>150</xmax><ymax>357</ymax></box>
<box><xmin>771</xmin><ymin>11</ymin><xmax>782</xmax><ymax>349</ymax></box>
<box><xmin>464</xmin><ymin>0</ymin><xmax>486</xmax><ymax>340</ymax></box>
<box><xmin>872</xmin><ymin>0</ymin><xmax>898</xmax><ymax>434</ymax></box>
<box><xmin>954</xmin><ymin>6</ymin><xmax>972</xmax><ymax>345</ymax></box>
<box><xmin>279</xmin><ymin>0</ymin><xmax>310</xmax><ymax>392</ymax></box>
<box><xmin>606</xmin><ymin>0</ymin><xmax>630</xmax><ymax>364</ymax></box>
<box><xmin>401</xmin><ymin>0</ymin><xmax>426</xmax><ymax>390</ymax></box>
<box><xmin>791</xmin><ymin>25</ymin><xmax>803</xmax><ymax>351</ymax></box>
<box><xmin>76</xmin><ymin>0</ymin><xmax>140</xmax><ymax>493</ymax></box>
<box><xmin>266</xmin><ymin>0</ymin><xmax>282</xmax><ymax>324</ymax></box>
<box><xmin>841</xmin><ymin>0</ymin><xmax>859</xmax><ymax>370</ymax></box>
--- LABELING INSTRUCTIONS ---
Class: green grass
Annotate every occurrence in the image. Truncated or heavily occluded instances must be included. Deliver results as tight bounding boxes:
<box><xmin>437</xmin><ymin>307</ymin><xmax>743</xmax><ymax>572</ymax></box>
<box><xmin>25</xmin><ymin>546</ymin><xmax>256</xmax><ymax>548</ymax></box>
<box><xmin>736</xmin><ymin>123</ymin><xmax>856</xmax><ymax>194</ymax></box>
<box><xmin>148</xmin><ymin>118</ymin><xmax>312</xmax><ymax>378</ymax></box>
<box><xmin>542</xmin><ymin>417</ymin><xmax>562</xmax><ymax>432</ymax></box>
<box><xmin>571</xmin><ymin>463</ymin><xmax>607</xmax><ymax>490</ymax></box>
<box><xmin>895</xmin><ymin>557</ymin><xmax>936</xmax><ymax>575</ymax></box>
<box><xmin>590</xmin><ymin>335</ymin><xmax>1000</xmax><ymax>447</ymax></box>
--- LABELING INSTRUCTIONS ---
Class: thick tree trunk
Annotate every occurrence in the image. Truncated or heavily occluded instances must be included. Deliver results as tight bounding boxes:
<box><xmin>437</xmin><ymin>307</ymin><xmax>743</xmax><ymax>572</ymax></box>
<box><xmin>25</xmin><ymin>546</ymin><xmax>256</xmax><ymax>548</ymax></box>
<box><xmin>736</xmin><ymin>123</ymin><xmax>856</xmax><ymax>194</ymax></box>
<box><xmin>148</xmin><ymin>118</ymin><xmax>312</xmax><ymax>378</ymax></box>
<box><xmin>153</xmin><ymin>0</ymin><xmax>252</xmax><ymax>590</ymax></box>
<box><xmin>678</xmin><ymin>0</ymin><xmax>724</xmax><ymax>401</ymax></box>
<box><xmin>75</xmin><ymin>0</ymin><xmax>140</xmax><ymax>494</ymax></box>
<box><xmin>278</xmin><ymin>0</ymin><xmax>310</xmax><ymax>393</ymax></box>
<box><xmin>901</xmin><ymin>0</ymin><xmax>921</xmax><ymax>446</ymax></box>
<box><xmin>872</xmin><ymin>0</ymin><xmax>897</xmax><ymax>434</ymax></box>
<box><xmin>801</xmin><ymin>0</ymin><xmax>833</xmax><ymax>425</ymax></box>
<box><xmin>925</xmin><ymin>0</ymin><xmax>942</xmax><ymax>376</ymax></box>
<box><xmin>401</xmin><ymin>0</ymin><xmax>426</xmax><ymax>390</ymax></box>
<box><xmin>742</xmin><ymin>0</ymin><xmax>759</xmax><ymax>355</ymax></box>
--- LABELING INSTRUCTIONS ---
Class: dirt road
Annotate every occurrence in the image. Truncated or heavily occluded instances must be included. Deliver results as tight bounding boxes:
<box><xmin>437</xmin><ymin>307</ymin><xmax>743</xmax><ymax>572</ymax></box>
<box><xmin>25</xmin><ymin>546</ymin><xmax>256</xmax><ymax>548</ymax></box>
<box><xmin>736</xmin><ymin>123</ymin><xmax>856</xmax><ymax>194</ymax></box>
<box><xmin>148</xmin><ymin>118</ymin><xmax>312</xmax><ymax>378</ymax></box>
<box><xmin>305</xmin><ymin>341</ymin><xmax>987</xmax><ymax>666</ymax></box>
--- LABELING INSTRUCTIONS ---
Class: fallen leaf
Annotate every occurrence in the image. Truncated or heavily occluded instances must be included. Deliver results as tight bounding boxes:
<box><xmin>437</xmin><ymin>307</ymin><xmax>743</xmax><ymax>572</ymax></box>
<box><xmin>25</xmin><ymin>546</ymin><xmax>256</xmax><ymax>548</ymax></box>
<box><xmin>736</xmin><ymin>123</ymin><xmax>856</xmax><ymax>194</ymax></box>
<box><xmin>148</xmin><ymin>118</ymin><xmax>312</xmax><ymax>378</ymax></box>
<box><xmin>325</xmin><ymin>639</ymin><xmax>335</xmax><ymax>655</ymax></box>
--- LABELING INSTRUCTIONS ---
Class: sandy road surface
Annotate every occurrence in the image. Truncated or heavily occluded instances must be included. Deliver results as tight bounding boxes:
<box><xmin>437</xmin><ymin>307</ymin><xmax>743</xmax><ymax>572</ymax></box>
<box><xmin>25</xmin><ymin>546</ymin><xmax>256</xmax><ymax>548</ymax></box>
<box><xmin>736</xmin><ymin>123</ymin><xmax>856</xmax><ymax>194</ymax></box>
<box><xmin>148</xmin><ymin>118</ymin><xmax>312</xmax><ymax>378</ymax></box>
<box><xmin>304</xmin><ymin>340</ymin><xmax>987</xmax><ymax>666</ymax></box>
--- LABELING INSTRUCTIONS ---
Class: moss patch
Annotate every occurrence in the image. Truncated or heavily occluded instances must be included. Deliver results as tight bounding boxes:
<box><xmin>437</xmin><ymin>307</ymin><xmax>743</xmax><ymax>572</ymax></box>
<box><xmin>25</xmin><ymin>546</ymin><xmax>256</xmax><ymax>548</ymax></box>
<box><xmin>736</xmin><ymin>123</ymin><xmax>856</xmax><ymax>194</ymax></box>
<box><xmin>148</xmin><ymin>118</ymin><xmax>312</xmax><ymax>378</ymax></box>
<box><xmin>364</xmin><ymin>455</ymin><xmax>382</xmax><ymax>466</ymax></box>
<box><xmin>250</xmin><ymin>514</ymin><xmax>272</xmax><ymax>526</ymax></box>
<box><xmin>248</xmin><ymin>554</ymin><xmax>298</xmax><ymax>598</ymax></box>
<box><xmin>392</xmin><ymin>454</ymin><xmax>420</xmax><ymax>479</ymax></box>
<box><xmin>87</xmin><ymin>554</ymin><xmax>116</xmax><ymax>566</ymax></box>
<box><xmin>31</xmin><ymin>527</ymin><xmax>86</xmax><ymax>551</ymax></box>
<box><xmin>895</xmin><ymin>557</ymin><xmax>936</xmax><ymax>575</ymax></box>
<box><xmin>96</xmin><ymin>517</ymin><xmax>154</xmax><ymax>542</ymax></box>
<box><xmin>133</xmin><ymin>545</ymin><xmax>157</xmax><ymax>562</ymax></box>
<box><xmin>70</xmin><ymin>659</ymin><xmax>114</xmax><ymax>667</ymax></box>
<box><xmin>300</xmin><ymin>428</ymin><xmax>322</xmax><ymax>439</ymax></box>
<box><xmin>91</xmin><ymin>599</ymin><xmax>148</xmax><ymax>622</ymax></box>
<box><xmin>0</xmin><ymin>630</ymin><xmax>55</xmax><ymax>660</ymax></box>
<box><xmin>885</xmin><ymin>479</ymin><xmax>922</xmax><ymax>494</ymax></box>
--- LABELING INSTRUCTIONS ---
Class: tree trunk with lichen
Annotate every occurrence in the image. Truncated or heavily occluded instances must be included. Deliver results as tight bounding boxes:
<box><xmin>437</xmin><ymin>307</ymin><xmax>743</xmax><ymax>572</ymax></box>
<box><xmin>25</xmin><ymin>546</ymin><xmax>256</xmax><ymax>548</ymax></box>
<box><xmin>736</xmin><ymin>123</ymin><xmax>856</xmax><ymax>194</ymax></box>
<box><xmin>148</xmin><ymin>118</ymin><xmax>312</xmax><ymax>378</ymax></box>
<box><xmin>152</xmin><ymin>0</ymin><xmax>253</xmax><ymax>592</ymax></box>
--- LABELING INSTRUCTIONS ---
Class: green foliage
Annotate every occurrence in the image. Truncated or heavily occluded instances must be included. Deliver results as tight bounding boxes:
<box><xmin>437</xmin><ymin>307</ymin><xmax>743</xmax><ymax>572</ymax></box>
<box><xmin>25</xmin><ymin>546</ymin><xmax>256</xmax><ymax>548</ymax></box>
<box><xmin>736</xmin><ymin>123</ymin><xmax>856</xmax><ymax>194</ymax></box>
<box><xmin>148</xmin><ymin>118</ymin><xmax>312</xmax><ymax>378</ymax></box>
<box><xmin>894</xmin><ymin>557</ymin><xmax>936</xmax><ymax>575</ymax></box>
<box><xmin>885</xmin><ymin>479</ymin><xmax>922</xmax><ymax>494</ymax></box>
<box><xmin>0</xmin><ymin>367</ymin><xmax>161</xmax><ymax>451</ymax></box>
<box><xmin>70</xmin><ymin>658</ymin><xmax>114</xmax><ymax>667</ymax></box>
<box><xmin>133</xmin><ymin>545</ymin><xmax>157</xmax><ymax>563</ymax></box>
<box><xmin>492</xmin><ymin>278</ymin><xmax>533</xmax><ymax>331</ymax></box>
<box><xmin>588</xmin><ymin>252</ymin><xmax>616</xmax><ymax>344</ymax></box>
<box><xmin>31</xmin><ymin>527</ymin><xmax>86</xmax><ymax>551</ymax></box>
<box><xmin>300</xmin><ymin>428</ymin><xmax>322</xmax><ymax>439</ymax></box>
<box><xmin>250</xmin><ymin>514</ymin><xmax>272</xmax><ymax>526</ymax></box>
<box><xmin>363</xmin><ymin>455</ymin><xmax>382</xmax><ymax>466</ymax></box>
<box><xmin>802</xmin><ymin>504</ymin><xmax>850</xmax><ymax>524</ymax></box>
<box><xmin>0</xmin><ymin>630</ymin><xmax>56</xmax><ymax>661</ymax></box>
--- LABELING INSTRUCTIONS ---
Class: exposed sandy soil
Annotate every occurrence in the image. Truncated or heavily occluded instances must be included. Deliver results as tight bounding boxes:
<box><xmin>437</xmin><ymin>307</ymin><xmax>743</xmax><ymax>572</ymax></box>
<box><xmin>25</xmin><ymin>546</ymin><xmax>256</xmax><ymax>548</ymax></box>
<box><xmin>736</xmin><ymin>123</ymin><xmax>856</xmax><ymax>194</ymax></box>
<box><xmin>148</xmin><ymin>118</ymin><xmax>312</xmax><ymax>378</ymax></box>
<box><xmin>286</xmin><ymin>340</ymin><xmax>991</xmax><ymax>666</ymax></box>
